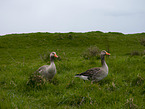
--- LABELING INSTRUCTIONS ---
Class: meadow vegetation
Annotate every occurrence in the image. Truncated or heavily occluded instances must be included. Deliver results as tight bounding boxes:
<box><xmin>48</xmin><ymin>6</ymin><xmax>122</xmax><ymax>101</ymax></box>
<box><xmin>0</xmin><ymin>31</ymin><xmax>145</xmax><ymax>108</ymax></box>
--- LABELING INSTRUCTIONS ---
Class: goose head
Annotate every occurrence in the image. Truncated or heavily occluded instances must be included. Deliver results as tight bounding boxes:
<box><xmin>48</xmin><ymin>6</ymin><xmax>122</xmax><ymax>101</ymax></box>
<box><xmin>50</xmin><ymin>52</ymin><xmax>58</xmax><ymax>58</ymax></box>
<box><xmin>101</xmin><ymin>50</ymin><xmax>110</xmax><ymax>56</ymax></box>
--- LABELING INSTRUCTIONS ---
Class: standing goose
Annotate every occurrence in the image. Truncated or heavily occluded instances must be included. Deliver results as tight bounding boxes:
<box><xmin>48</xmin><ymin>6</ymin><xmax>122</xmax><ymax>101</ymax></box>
<box><xmin>36</xmin><ymin>52</ymin><xmax>58</xmax><ymax>80</ymax></box>
<box><xmin>75</xmin><ymin>50</ymin><xmax>110</xmax><ymax>84</ymax></box>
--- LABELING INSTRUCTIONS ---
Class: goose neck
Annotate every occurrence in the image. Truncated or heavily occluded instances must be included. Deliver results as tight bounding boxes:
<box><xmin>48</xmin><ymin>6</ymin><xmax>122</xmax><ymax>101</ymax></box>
<box><xmin>50</xmin><ymin>56</ymin><xmax>54</xmax><ymax>63</ymax></box>
<box><xmin>101</xmin><ymin>55</ymin><xmax>108</xmax><ymax>73</ymax></box>
<box><xmin>101</xmin><ymin>55</ymin><xmax>105</xmax><ymax>66</ymax></box>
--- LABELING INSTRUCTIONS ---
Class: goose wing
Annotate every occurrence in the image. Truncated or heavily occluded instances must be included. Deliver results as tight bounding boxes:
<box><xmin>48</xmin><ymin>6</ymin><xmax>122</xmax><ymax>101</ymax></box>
<box><xmin>76</xmin><ymin>67</ymin><xmax>101</xmax><ymax>80</ymax></box>
<box><xmin>35</xmin><ymin>65</ymin><xmax>49</xmax><ymax>74</ymax></box>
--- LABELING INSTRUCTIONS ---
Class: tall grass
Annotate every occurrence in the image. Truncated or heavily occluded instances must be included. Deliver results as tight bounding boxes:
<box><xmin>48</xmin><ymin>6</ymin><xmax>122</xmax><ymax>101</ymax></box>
<box><xmin>0</xmin><ymin>32</ymin><xmax>145</xmax><ymax>108</ymax></box>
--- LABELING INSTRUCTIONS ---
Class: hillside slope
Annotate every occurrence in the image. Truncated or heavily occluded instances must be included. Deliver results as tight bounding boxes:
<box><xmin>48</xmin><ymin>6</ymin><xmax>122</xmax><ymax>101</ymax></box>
<box><xmin>0</xmin><ymin>31</ymin><xmax>145</xmax><ymax>108</ymax></box>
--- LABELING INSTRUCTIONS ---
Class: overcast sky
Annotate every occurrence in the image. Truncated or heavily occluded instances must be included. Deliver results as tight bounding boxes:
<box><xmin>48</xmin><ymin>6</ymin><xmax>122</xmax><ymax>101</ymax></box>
<box><xmin>0</xmin><ymin>0</ymin><xmax>145</xmax><ymax>35</ymax></box>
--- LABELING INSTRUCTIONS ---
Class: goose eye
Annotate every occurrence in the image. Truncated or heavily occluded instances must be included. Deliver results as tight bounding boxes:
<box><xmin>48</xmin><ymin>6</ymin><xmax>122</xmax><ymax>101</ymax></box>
<box><xmin>52</xmin><ymin>52</ymin><xmax>55</xmax><ymax>55</ymax></box>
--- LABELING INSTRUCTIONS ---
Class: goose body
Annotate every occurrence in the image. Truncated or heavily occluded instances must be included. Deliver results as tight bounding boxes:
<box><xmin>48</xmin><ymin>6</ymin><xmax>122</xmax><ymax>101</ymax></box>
<box><xmin>75</xmin><ymin>50</ymin><xmax>110</xmax><ymax>83</ymax></box>
<box><xmin>36</xmin><ymin>52</ymin><xmax>58</xmax><ymax>80</ymax></box>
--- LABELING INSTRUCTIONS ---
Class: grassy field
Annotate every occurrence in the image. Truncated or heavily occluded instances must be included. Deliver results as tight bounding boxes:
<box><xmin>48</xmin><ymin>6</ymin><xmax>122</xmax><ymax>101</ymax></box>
<box><xmin>0</xmin><ymin>31</ymin><xmax>145</xmax><ymax>109</ymax></box>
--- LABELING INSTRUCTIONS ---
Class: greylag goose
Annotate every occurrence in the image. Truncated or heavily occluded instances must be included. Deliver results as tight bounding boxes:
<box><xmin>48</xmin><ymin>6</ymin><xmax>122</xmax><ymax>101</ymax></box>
<box><xmin>36</xmin><ymin>52</ymin><xmax>58</xmax><ymax>80</ymax></box>
<box><xmin>75</xmin><ymin>50</ymin><xmax>110</xmax><ymax>84</ymax></box>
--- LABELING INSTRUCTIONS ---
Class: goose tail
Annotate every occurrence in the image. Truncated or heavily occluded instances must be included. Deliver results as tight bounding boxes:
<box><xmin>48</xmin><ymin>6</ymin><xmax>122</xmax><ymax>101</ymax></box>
<box><xmin>74</xmin><ymin>74</ymin><xmax>89</xmax><ymax>80</ymax></box>
<box><xmin>74</xmin><ymin>74</ymin><xmax>81</xmax><ymax>77</ymax></box>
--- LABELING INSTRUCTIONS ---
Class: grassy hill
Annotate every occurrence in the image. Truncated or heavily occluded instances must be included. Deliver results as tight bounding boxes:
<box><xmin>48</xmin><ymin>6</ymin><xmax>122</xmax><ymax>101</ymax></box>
<box><xmin>0</xmin><ymin>31</ymin><xmax>145</xmax><ymax>109</ymax></box>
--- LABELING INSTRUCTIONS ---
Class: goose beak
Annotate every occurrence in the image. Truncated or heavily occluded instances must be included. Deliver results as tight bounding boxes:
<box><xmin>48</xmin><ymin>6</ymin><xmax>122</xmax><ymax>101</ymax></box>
<box><xmin>106</xmin><ymin>52</ymin><xmax>111</xmax><ymax>55</ymax></box>
<box><xmin>54</xmin><ymin>54</ymin><xmax>58</xmax><ymax>58</ymax></box>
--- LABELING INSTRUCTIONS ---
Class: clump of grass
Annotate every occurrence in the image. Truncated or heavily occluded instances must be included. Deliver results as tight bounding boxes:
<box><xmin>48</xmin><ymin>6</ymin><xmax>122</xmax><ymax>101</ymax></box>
<box><xmin>130</xmin><ymin>51</ymin><xmax>140</xmax><ymax>56</ymax></box>
<box><xmin>124</xmin><ymin>98</ymin><xmax>138</xmax><ymax>109</ymax></box>
<box><xmin>132</xmin><ymin>74</ymin><xmax>144</xmax><ymax>86</ymax></box>
<box><xmin>141</xmin><ymin>84</ymin><xmax>145</xmax><ymax>95</ymax></box>
<box><xmin>58</xmin><ymin>95</ymin><xmax>95</xmax><ymax>106</ymax></box>
<box><xmin>40</xmin><ymin>51</ymin><xmax>51</xmax><ymax>62</ymax></box>
<box><xmin>68</xmin><ymin>34</ymin><xmax>73</xmax><ymax>39</ymax></box>
<box><xmin>66</xmin><ymin>80</ymin><xmax>76</xmax><ymax>89</ymax></box>
<box><xmin>130</xmin><ymin>50</ymin><xmax>145</xmax><ymax>56</ymax></box>
<box><xmin>0</xmin><ymin>91</ymin><xmax>11</xmax><ymax>109</ymax></box>
<box><xmin>82</xmin><ymin>46</ymin><xmax>101</xmax><ymax>59</ymax></box>
<box><xmin>140</xmin><ymin>38</ymin><xmax>145</xmax><ymax>46</ymax></box>
<box><xmin>49</xmin><ymin>77</ymin><xmax>59</xmax><ymax>85</ymax></box>
<box><xmin>58</xmin><ymin>35</ymin><xmax>64</xmax><ymax>39</ymax></box>
<box><xmin>87</xmin><ymin>31</ymin><xmax>104</xmax><ymax>34</ymax></box>
<box><xmin>108</xmin><ymin>32</ymin><xmax>124</xmax><ymax>35</ymax></box>
<box><xmin>26</xmin><ymin>72</ymin><xmax>46</xmax><ymax>88</ymax></box>
<box><xmin>141</xmin><ymin>50</ymin><xmax>145</xmax><ymax>55</ymax></box>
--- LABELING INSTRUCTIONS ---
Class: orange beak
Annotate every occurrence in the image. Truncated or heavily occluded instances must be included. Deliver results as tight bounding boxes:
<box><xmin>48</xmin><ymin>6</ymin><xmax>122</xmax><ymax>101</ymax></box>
<box><xmin>54</xmin><ymin>54</ymin><xmax>58</xmax><ymax>58</ymax></box>
<box><xmin>106</xmin><ymin>52</ymin><xmax>111</xmax><ymax>55</ymax></box>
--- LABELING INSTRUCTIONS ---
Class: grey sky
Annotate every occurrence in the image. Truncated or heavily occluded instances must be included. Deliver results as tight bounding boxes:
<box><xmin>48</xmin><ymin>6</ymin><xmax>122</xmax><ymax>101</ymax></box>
<box><xmin>0</xmin><ymin>0</ymin><xmax>145</xmax><ymax>35</ymax></box>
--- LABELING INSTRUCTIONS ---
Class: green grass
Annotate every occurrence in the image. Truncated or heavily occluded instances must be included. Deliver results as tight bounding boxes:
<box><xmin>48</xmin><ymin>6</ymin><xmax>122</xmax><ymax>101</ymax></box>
<box><xmin>0</xmin><ymin>31</ymin><xmax>145</xmax><ymax>108</ymax></box>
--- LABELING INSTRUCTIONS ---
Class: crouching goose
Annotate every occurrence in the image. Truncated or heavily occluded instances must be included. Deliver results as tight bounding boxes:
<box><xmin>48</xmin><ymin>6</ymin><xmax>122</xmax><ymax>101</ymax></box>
<box><xmin>35</xmin><ymin>52</ymin><xmax>58</xmax><ymax>81</ymax></box>
<box><xmin>75</xmin><ymin>50</ymin><xmax>110</xmax><ymax>84</ymax></box>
